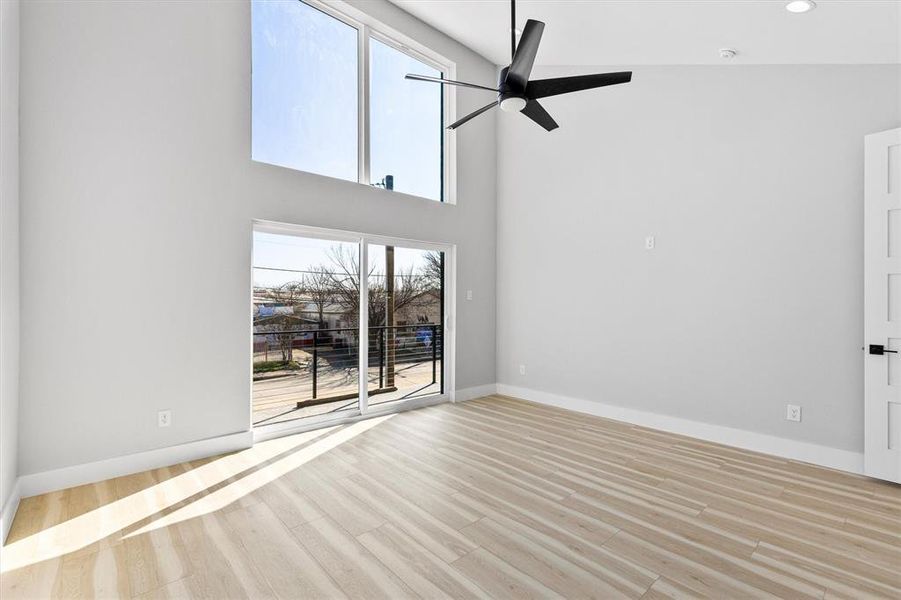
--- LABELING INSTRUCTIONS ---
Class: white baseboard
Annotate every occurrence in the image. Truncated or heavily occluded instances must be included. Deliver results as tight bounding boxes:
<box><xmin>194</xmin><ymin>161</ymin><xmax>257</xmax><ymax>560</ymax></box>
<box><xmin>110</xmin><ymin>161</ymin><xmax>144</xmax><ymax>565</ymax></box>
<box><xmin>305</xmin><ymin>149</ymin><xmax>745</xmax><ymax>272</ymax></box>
<box><xmin>496</xmin><ymin>384</ymin><xmax>864</xmax><ymax>475</ymax></box>
<box><xmin>454</xmin><ymin>383</ymin><xmax>497</xmax><ymax>403</ymax></box>
<box><xmin>4</xmin><ymin>382</ymin><xmax>865</xmax><ymax>538</ymax></box>
<box><xmin>16</xmin><ymin>430</ymin><xmax>253</xmax><ymax>501</ymax></box>
<box><xmin>1</xmin><ymin>478</ymin><xmax>21</xmax><ymax>545</ymax></box>
<box><xmin>8</xmin><ymin>384</ymin><xmax>497</xmax><ymax>508</ymax></box>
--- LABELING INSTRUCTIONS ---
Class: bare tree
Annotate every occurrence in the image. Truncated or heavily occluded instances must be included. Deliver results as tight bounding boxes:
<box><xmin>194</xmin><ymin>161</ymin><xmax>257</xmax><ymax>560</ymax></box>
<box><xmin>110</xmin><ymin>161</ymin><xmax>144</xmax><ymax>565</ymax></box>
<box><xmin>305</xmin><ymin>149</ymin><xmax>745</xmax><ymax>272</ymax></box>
<box><xmin>316</xmin><ymin>245</ymin><xmax>439</xmax><ymax>387</ymax></box>
<box><xmin>255</xmin><ymin>282</ymin><xmax>306</xmax><ymax>363</ymax></box>
<box><xmin>423</xmin><ymin>251</ymin><xmax>443</xmax><ymax>293</ymax></box>
<box><xmin>369</xmin><ymin>266</ymin><xmax>427</xmax><ymax>326</ymax></box>
<box><xmin>324</xmin><ymin>245</ymin><xmax>367</xmax><ymax>326</ymax></box>
<box><xmin>323</xmin><ymin>246</ymin><xmax>423</xmax><ymax>325</ymax></box>
<box><xmin>301</xmin><ymin>266</ymin><xmax>335</xmax><ymax>328</ymax></box>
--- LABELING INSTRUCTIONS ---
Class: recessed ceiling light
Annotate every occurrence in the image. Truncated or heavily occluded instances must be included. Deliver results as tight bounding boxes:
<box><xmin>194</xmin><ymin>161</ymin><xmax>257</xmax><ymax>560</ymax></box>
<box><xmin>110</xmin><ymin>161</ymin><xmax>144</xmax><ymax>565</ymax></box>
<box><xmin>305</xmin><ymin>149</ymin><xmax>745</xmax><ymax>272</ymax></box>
<box><xmin>719</xmin><ymin>48</ymin><xmax>737</xmax><ymax>59</ymax></box>
<box><xmin>785</xmin><ymin>0</ymin><xmax>816</xmax><ymax>13</ymax></box>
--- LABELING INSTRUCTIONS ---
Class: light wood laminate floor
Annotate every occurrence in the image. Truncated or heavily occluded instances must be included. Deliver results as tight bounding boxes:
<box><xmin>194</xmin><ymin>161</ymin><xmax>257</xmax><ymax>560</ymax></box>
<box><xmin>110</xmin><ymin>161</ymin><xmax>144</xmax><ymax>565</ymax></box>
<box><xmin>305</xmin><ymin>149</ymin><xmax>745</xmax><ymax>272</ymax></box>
<box><xmin>2</xmin><ymin>395</ymin><xmax>899</xmax><ymax>599</ymax></box>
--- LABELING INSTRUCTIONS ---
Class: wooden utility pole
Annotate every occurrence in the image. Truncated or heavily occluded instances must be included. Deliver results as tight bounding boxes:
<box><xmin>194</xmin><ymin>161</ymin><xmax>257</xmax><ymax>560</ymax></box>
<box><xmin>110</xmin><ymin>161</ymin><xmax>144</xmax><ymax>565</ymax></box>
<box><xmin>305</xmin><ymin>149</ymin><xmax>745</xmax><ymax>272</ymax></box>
<box><xmin>385</xmin><ymin>246</ymin><xmax>396</xmax><ymax>387</ymax></box>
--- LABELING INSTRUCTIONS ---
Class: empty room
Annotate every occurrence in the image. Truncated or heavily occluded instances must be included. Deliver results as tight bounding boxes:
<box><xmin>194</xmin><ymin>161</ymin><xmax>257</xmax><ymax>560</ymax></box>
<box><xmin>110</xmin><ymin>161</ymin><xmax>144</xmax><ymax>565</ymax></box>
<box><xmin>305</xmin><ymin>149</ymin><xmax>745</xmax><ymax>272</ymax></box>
<box><xmin>0</xmin><ymin>0</ymin><xmax>899</xmax><ymax>598</ymax></box>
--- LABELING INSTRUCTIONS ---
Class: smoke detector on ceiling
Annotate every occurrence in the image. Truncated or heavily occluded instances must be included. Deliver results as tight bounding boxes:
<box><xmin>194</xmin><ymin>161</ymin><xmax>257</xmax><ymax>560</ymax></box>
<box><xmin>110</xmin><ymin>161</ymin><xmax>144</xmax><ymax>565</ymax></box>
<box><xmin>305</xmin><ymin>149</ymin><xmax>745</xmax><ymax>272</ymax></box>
<box><xmin>719</xmin><ymin>48</ymin><xmax>738</xmax><ymax>59</ymax></box>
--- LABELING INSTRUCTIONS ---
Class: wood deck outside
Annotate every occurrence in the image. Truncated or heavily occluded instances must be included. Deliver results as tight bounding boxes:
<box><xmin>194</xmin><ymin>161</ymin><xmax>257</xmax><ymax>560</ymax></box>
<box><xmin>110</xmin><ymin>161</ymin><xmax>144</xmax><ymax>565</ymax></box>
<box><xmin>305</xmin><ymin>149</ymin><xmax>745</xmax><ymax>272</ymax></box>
<box><xmin>253</xmin><ymin>360</ymin><xmax>442</xmax><ymax>426</ymax></box>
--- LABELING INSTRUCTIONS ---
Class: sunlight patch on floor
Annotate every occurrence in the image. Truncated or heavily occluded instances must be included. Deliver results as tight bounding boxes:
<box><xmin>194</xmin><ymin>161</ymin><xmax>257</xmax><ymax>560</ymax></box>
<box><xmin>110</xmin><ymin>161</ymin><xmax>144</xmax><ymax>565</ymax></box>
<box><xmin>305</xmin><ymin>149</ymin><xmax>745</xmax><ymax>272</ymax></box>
<box><xmin>0</xmin><ymin>417</ymin><xmax>388</xmax><ymax>573</ymax></box>
<box><xmin>123</xmin><ymin>414</ymin><xmax>395</xmax><ymax>537</ymax></box>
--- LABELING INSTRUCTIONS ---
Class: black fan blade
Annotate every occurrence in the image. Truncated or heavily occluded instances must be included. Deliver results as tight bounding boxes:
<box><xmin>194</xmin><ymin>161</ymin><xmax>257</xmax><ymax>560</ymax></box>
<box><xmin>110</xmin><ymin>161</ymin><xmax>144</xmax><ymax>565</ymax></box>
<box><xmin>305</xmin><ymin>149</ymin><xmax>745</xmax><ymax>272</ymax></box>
<box><xmin>447</xmin><ymin>101</ymin><xmax>498</xmax><ymax>130</ymax></box>
<box><xmin>405</xmin><ymin>74</ymin><xmax>498</xmax><ymax>93</ymax></box>
<box><xmin>520</xmin><ymin>100</ymin><xmax>558</xmax><ymax>131</ymax></box>
<box><xmin>505</xmin><ymin>19</ymin><xmax>544</xmax><ymax>89</ymax></box>
<box><xmin>526</xmin><ymin>71</ymin><xmax>632</xmax><ymax>99</ymax></box>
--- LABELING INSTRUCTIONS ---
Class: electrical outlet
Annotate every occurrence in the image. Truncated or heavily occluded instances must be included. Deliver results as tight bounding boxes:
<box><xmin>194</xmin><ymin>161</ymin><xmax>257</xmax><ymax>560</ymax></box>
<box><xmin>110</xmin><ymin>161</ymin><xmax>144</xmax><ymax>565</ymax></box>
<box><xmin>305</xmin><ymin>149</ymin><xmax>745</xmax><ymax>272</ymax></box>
<box><xmin>158</xmin><ymin>410</ymin><xmax>172</xmax><ymax>427</ymax></box>
<box><xmin>786</xmin><ymin>404</ymin><xmax>801</xmax><ymax>422</ymax></box>
<box><xmin>466</xmin><ymin>290</ymin><xmax>473</xmax><ymax>301</ymax></box>
<box><xmin>519</xmin><ymin>364</ymin><xmax>526</xmax><ymax>376</ymax></box>
<box><xmin>645</xmin><ymin>236</ymin><xmax>655</xmax><ymax>250</ymax></box>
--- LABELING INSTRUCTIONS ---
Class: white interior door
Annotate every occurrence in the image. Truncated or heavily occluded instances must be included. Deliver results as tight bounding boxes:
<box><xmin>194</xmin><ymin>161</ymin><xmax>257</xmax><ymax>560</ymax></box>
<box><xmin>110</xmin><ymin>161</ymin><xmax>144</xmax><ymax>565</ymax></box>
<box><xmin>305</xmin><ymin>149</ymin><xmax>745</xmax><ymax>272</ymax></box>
<box><xmin>864</xmin><ymin>127</ymin><xmax>901</xmax><ymax>483</ymax></box>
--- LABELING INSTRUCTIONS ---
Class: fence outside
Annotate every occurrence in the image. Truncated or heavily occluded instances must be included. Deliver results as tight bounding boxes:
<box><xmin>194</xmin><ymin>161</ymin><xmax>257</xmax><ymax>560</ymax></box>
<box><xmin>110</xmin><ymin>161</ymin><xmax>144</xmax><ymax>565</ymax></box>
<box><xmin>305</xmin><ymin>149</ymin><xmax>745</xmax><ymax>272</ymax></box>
<box><xmin>253</xmin><ymin>324</ymin><xmax>442</xmax><ymax>408</ymax></box>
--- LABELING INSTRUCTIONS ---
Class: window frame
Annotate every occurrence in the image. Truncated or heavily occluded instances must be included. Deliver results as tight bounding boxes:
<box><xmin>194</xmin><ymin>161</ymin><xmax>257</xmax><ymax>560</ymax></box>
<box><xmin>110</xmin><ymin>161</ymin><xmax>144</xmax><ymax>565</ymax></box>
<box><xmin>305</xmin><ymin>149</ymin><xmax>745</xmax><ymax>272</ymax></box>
<box><xmin>269</xmin><ymin>0</ymin><xmax>457</xmax><ymax>204</ymax></box>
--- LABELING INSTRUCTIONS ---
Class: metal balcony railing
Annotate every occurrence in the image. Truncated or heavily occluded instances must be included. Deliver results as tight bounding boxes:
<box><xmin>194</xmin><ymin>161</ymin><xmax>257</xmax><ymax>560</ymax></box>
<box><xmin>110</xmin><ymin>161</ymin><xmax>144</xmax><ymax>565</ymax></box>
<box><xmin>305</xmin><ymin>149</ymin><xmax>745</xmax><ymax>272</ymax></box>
<box><xmin>252</xmin><ymin>323</ymin><xmax>442</xmax><ymax>407</ymax></box>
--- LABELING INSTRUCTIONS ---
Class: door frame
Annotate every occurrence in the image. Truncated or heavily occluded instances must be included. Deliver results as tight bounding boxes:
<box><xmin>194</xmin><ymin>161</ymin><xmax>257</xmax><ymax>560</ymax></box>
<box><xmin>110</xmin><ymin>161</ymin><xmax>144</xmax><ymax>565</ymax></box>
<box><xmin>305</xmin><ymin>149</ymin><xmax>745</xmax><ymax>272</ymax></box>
<box><xmin>250</xmin><ymin>220</ymin><xmax>456</xmax><ymax>443</ymax></box>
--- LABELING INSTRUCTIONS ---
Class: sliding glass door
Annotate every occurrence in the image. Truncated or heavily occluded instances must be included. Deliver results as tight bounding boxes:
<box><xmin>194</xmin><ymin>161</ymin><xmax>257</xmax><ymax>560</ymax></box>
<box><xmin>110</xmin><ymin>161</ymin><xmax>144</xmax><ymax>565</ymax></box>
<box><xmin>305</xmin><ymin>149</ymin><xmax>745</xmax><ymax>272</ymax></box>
<box><xmin>367</xmin><ymin>244</ymin><xmax>444</xmax><ymax>408</ymax></box>
<box><xmin>251</xmin><ymin>224</ymin><xmax>450</xmax><ymax>431</ymax></box>
<box><xmin>252</xmin><ymin>232</ymin><xmax>362</xmax><ymax>427</ymax></box>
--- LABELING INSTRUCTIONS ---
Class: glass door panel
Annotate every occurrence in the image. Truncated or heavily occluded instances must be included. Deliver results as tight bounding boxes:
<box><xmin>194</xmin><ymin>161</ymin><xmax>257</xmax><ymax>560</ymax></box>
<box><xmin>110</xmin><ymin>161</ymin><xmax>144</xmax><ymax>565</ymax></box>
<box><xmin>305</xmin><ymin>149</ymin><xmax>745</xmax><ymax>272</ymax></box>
<box><xmin>366</xmin><ymin>244</ymin><xmax>444</xmax><ymax>407</ymax></box>
<box><xmin>252</xmin><ymin>231</ymin><xmax>361</xmax><ymax>427</ymax></box>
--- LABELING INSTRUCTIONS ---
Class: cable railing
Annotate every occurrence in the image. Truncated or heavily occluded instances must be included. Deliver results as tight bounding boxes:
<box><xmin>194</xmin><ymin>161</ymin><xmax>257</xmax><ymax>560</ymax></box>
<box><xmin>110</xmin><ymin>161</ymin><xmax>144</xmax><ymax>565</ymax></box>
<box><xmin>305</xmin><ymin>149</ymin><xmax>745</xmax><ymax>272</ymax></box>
<box><xmin>252</xmin><ymin>324</ymin><xmax>443</xmax><ymax>407</ymax></box>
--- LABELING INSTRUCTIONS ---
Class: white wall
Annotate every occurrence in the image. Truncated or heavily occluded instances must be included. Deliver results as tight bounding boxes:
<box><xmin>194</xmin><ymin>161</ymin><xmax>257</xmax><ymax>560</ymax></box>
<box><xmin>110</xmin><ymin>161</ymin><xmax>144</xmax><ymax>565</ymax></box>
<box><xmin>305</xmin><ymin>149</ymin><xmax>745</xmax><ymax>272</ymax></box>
<box><xmin>1</xmin><ymin>0</ymin><xmax>21</xmax><ymax>515</ymax></box>
<box><xmin>18</xmin><ymin>0</ymin><xmax>497</xmax><ymax>476</ymax></box>
<box><xmin>498</xmin><ymin>65</ymin><xmax>900</xmax><ymax>454</ymax></box>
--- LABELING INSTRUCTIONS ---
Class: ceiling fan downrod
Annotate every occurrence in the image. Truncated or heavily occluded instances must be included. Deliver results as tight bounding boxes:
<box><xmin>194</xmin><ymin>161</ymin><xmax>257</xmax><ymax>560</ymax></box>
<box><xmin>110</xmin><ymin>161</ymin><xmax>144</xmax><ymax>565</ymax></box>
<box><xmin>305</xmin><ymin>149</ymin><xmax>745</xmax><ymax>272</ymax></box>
<box><xmin>511</xmin><ymin>0</ymin><xmax>516</xmax><ymax>61</ymax></box>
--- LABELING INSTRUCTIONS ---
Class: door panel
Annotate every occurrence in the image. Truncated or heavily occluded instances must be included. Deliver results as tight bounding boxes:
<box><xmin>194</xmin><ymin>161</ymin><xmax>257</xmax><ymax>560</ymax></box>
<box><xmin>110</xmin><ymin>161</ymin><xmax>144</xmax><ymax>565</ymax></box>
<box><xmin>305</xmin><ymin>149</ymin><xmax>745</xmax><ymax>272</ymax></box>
<box><xmin>889</xmin><ymin>209</ymin><xmax>899</xmax><ymax>257</ymax></box>
<box><xmin>864</xmin><ymin>128</ymin><xmax>901</xmax><ymax>482</ymax></box>
<box><xmin>889</xmin><ymin>338</ymin><xmax>900</xmax><ymax>387</ymax></box>
<box><xmin>366</xmin><ymin>244</ymin><xmax>444</xmax><ymax>408</ymax></box>
<box><xmin>252</xmin><ymin>232</ymin><xmax>362</xmax><ymax>427</ymax></box>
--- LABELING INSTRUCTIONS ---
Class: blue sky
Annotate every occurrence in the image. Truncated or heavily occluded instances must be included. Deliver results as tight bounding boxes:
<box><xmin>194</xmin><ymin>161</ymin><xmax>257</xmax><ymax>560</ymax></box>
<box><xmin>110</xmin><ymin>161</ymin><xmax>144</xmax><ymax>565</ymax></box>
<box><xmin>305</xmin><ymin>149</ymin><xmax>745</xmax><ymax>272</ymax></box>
<box><xmin>253</xmin><ymin>232</ymin><xmax>429</xmax><ymax>289</ymax></box>
<box><xmin>252</xmin><ymin>0</ymin><xmax>442</xmax><ymax>201</ymax></box>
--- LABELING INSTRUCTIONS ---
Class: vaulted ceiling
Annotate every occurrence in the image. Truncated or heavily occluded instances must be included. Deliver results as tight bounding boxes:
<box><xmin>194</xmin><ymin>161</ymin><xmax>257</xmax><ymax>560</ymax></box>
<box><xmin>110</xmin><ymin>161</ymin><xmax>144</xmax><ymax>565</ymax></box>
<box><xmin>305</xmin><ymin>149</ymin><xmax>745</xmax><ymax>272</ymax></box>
<box><xmin>389</xmin><ymin>1</ymin><xmax>900</xmax><ymax>66</ymax></box>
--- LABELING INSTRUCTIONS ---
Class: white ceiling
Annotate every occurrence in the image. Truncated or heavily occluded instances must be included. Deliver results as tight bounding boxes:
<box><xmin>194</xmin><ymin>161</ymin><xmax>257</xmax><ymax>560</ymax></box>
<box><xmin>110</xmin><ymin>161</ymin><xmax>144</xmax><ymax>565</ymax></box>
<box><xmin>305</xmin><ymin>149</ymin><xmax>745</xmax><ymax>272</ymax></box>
<box><xmin>389</xmin><ymin>1</ymin><xmax>900</xmax><ymax>66</ymax></box>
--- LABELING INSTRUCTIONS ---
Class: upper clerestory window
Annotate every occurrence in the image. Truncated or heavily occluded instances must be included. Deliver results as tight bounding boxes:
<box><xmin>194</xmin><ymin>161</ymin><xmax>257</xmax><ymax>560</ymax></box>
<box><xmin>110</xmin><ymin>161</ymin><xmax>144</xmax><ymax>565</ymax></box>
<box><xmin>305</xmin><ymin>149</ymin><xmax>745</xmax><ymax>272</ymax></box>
<box><xmin>252</xmin><ymin>0</ymin><xmax>454</xmax><ymax>203</ymax></box>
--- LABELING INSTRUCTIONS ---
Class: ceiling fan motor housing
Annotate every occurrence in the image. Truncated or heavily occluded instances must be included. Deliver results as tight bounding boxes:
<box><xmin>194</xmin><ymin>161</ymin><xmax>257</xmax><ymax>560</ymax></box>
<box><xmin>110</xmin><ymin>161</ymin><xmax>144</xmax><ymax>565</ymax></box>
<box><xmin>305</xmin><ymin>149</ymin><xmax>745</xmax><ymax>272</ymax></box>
<box><xmin>497</xmin><ymin>66</ymin><xmax>528</xmax><ymax>108</ymax></box>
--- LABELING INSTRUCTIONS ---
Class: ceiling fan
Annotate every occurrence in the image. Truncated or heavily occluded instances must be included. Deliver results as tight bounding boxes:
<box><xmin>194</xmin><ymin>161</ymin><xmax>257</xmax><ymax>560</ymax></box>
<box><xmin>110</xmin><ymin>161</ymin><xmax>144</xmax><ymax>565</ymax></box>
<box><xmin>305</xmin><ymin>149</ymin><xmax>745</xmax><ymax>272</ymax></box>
<box><xmin>405</xmin><ymin>0</ymin><xmax>632</xmax><ymax>131</ymax></box>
